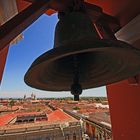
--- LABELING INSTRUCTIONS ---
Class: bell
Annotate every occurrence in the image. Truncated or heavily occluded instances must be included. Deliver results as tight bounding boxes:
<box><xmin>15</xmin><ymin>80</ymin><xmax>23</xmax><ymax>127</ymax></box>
<box><xmin>24</xmin><ymin>12</ymin><xmax>140</xmax><ymax>100</ymax></box>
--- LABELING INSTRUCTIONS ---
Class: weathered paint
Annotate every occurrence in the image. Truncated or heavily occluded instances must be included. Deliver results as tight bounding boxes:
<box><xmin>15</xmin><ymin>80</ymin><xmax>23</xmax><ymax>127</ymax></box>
<box><xmin>107</xmin><ymin>81</ymin><xmax>140</xmax><ymax>140</ymax></box>
<box><xmin>0</xmin><ymin>46</ymin><xmax>9</xmax><ymax>84</ymax></box>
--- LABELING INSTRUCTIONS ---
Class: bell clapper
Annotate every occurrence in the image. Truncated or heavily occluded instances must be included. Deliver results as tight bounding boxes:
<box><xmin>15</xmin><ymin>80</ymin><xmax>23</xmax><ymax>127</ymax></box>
<box><xmin>71</xmin><ymin>55</ymin><xmax>82</xmax><ymax>101</ymax></box>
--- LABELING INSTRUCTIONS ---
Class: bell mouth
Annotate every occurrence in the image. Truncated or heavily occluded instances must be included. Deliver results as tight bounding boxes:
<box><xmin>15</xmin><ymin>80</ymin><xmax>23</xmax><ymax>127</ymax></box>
<box><xmin>24</xmin><ymin>39</ymin><xmax>140</xmax><ymax>91</ymax></box>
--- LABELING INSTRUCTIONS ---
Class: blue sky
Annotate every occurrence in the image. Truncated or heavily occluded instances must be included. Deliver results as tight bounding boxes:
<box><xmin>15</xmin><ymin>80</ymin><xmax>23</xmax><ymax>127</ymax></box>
<box><xmin>0</xmin><ymin>14</ymin><xmax>106</xmax><ymax>98</ymax></box>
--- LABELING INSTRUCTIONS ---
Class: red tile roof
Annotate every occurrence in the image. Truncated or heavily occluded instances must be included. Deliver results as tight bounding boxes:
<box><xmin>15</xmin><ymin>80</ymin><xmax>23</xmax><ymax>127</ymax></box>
<box><xmin>0</xmin><ymin>113</ymin><xmax>16</xmax><ymax>126</ymax></box>
<box><xmin>0</xmin><ymin>112</ymin><xmax>44</xmax><ymax>126</ymax></box>
<box><xmin>0</xmin><ymin>109</ymin><xmax>75</xmax><ymax>126</ymax></box>
<box><xmin>16</xmin><ymin>112</ymin><xmax>44</xmax><ymax>116</ymax></box>
<box><xmin>48</xmin><ymin>109</ymin><xmax>74</xmax><ymax>122</ymax></box>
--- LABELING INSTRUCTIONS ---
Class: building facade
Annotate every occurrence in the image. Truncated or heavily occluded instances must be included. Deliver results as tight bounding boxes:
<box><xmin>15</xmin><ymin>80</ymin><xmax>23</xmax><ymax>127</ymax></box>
<box><xmin>0</xmin><ymin>122</ymin><xmax>82</xmax><ymax>140</ymax></box>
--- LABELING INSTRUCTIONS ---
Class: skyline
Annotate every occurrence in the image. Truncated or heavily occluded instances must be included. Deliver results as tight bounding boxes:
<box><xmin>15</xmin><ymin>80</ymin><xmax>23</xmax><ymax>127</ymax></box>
<box><xmin>0</xmin><ymin>14</ymin><xmax>106</xmax><ymax>98</ymax></box>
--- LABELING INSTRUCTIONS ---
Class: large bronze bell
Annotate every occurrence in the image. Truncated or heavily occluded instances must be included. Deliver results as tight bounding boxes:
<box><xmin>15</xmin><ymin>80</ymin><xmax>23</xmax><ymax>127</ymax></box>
<box><xmin>24</xmin><ymin>12</ymin><xmax>140</xmax><ymax>101</ymax></box>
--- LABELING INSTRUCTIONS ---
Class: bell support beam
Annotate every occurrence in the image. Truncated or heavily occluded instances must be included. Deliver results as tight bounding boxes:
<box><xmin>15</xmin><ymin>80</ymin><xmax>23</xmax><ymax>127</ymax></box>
<box><xmin>24</xmin><ymin>0</ymin><xmax>120</xmax><ymax>33</ymax></box>
<box><xmin>24</xmin><ymin>0</ymin><xmax>102</xmax><ymax>13</ymax></box>
<box><xmin>0</xmin><ymin>0</ymin><xmax>50</xmax><ymax>52</ymax></box>
<box><xmin>0</xmin><ymin>46</ymin><xmax>9</xmax><ymax>84</ymax></box>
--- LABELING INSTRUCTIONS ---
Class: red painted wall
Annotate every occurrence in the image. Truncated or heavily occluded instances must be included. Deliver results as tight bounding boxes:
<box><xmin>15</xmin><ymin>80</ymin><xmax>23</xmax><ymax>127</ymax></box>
<box><xmin>16</xmin><ymin>0</ymin><xmax>30</xmax><ymax>12</ymax></box>
<box><xmin>16</xmin><ymin>0</ymin><xmax>55</xmax><ymax>15</ymax></box>
<box><xmin>0</xmin><ymin>46</ymin><xmax>9</xmax><ymax>84</ymax></box>
<box><xmin>107</xmin><ymin>80</ymin><xmax>140</xmax><ymax>140</ymax></box>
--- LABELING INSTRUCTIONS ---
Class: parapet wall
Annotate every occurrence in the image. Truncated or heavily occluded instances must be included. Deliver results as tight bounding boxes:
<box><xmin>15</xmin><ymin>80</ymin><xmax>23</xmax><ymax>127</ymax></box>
<box><xmin>0</xmin><ymin>122</ymin><xmax>82</xmax><ymax>140</ymax></box>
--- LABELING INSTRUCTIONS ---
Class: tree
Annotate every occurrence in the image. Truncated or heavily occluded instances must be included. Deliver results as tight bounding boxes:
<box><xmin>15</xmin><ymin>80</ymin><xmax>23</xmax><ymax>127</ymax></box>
<box><xmin>95</xmin><ymin>97</ymin><xmax>101</xmax><ymax>103</ymax></box>
<box><xmin>73</xmin><ymin>106</ymin><xmax>80</xmax><ymax>110</ymax></box>
<box><xmin>9</xmin><ymin>100</ymin><xmax>15</xmax><ymax>109</ymax></box>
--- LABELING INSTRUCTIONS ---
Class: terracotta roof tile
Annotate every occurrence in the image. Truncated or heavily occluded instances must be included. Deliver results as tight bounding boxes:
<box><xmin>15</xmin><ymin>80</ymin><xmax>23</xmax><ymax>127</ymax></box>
<box><xmin>48</xmin><ymin>109</ymin><xmax>74</xmax><ymax>122</ymax></box>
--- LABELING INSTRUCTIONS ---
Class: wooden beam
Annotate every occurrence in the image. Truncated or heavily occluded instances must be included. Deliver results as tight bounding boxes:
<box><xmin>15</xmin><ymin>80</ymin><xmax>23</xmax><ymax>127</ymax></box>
<box><xmin>115</xmin><ymin>14</ymin><xmax>140</xmax><ymax>44</ymax></box>
<box><xmin>24</xmin><ymin>0</ymin><xmax>37</xmax><ymax>2</ymax></box>
<box><xmin>24</xmin><ymin>0</ymin><xmax>120</xmax><ymax>32</ymax></box>
<box><xmin>25</xmin><ymin>0</ymin><xmax>102</xmax><ymax>13</ymax></box>
<box><xmin>0</xmin><ymin>0</ymin><xmax>50</xmax><ymax>51</ymax></box>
